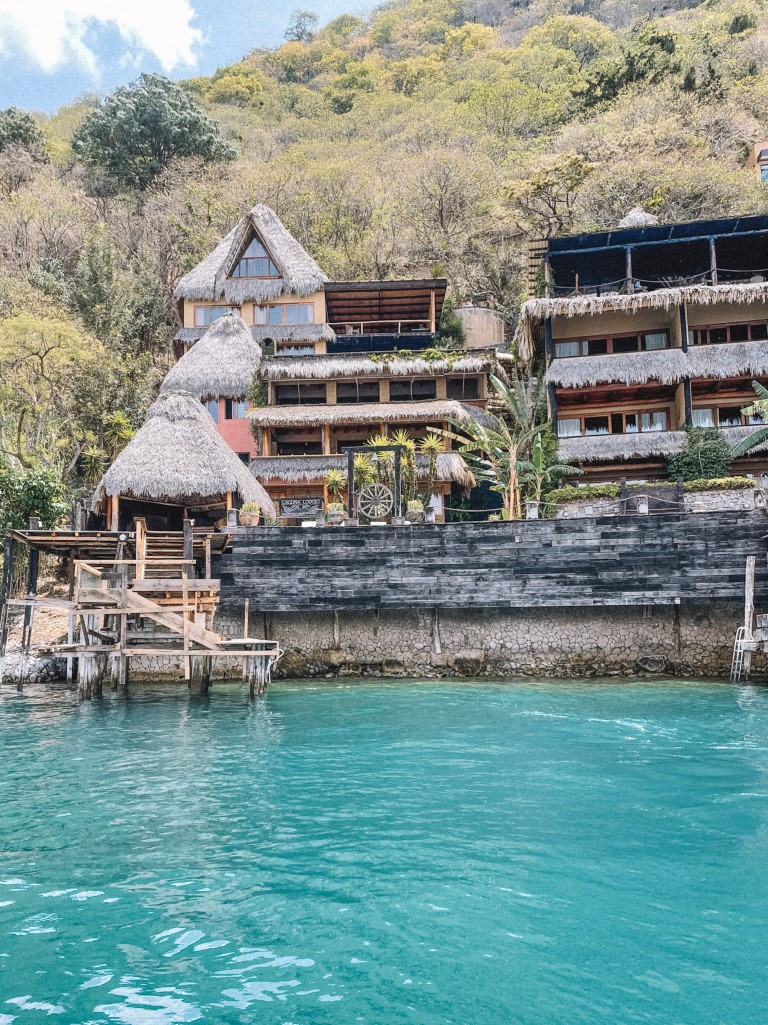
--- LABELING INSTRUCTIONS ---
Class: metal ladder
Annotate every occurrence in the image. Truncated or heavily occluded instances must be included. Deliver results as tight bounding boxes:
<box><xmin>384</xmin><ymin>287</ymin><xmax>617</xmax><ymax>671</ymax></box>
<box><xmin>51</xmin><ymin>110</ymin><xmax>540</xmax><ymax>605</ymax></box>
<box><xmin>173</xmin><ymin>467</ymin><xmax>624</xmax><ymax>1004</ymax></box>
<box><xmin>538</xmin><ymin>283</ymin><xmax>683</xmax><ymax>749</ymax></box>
<box><xmin>730</xmin><ymin>627</ymin><xmax>749</xmax><ymax>682</ymax></box>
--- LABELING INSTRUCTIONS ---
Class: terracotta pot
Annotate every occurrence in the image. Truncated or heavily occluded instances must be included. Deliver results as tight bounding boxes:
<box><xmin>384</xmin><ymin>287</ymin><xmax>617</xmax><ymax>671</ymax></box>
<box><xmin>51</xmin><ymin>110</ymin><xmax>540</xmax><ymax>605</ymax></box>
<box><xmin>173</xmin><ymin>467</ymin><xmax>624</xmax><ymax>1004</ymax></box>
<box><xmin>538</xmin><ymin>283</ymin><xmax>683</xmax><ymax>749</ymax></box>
<box><xmin>239</xmin><ymin>512</ymin><xmax>260</xmax><ymax>527</ymax></box>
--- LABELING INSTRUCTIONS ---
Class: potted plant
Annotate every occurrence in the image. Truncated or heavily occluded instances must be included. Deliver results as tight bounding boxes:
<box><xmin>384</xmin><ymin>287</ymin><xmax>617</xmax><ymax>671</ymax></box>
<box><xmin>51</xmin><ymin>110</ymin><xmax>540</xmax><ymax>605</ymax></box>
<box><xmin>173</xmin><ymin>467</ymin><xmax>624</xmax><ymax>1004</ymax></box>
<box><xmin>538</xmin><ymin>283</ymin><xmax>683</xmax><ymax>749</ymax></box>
<box><xmin>239</xmin><ymin>502</ymin><xmax>261</xmax><ymax>527</ymax></box>
<box><xmin>326</xmin><ymin>501</ymin><xmax>346</xmax><ymax>526</ymax></box>
<box><xmin>406</xmin><ymin>499</ymin><xmax>425</xmax><ymax>524</ymax></box>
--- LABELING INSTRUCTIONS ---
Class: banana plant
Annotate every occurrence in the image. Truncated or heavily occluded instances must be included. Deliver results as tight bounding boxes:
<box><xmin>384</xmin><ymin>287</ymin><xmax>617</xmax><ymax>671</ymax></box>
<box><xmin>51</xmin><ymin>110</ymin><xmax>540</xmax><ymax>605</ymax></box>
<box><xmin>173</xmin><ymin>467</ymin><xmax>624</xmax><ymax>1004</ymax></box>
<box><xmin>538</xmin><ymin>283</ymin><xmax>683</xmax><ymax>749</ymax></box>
<box><xmin>730</xmin><ymin>381</ymin><xmax>768</xmax><ymax>458</ymax></box>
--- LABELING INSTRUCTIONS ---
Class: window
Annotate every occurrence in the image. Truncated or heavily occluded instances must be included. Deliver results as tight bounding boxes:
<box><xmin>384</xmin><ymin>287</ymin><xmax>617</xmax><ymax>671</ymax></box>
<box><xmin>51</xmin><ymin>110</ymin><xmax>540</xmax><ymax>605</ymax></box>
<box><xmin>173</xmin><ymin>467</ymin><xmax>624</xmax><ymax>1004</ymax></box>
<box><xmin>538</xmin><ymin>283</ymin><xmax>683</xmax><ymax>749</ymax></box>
<box><xmin>586</xmin><ymin>339</ymin><xmax>608</xmax><ymax>355</ymax></box>
<box><xmin>692</xmin><ymin>408</ymin><xmax>714</xmax><ymax>427</ymax></box>
<box><xmin>612</xmin><ymin>336</ymin><xmax>640</xmax><ymax>354</ymax></box>
<box><xmin>336</xmin><ymin>381</ymin><xmax>380</xmax><ymax>404</ymax></box>
<box><xmin>390</xmin><ymin>379</ymin><xmax>437</xmax><ymax>401</ymax></box>
<box><xmin>224</xmin><ymin>399</ymin><xmax>249</xmax><ymax>420</ymax></box>
<box><xmin>710</xmin><ymin>327</ymin><xmax>728</xmax><ymax>344</ymax></box>
<box><xmin>554</xmin><ymin>340</ymin><xmax>580</xmax><ymax>358</ymax></box>
<box><xmin>195</xmin><ymin>306</ymin><xmax>235</xmax><ymax>327</ymax></box>
<box><xmin>447</xmin><ymin>377</ymin><xmax>480</xmax><ymax>400</ymax></box>
<box><xmin>718</xmin><ymin>406</ymin><xmax>744</xmax><ymax>428</ymax></box>
<box><xmin>642</xmin><ymin>332</ymin><xmax>667</xmax><ymax>351</ymax></box>
<box><xmin>230</xmin><ymin>238</ymin><xmax>279</xmax><ymax>278</ymax></box>
<box><xmin>275</xmin><ymin>383</ymin><xmax>327</xmax><ymax>405</ymax></box>
<box><xmin>559</xmin><ymin>410</ymin><xmax>668</xmax><ymax>436</ymax></box>
<box><xmin>557</xmin><ymin>418</ymin><xmax>581</xmax><ymax>437</ymax></box>
<box><xmin>237</xmin><ymin>452</ymin><xmax>250</xmax><ymax>464</ymax></box>
<box><xmin>640</xmin><ymin>411</ymin><xmax>666</xmax><ymax>432</ymax></box>
<box><xmin>761</xmin><ymin>165</ymin><xmax>768</xmax><ymax>182</ymax></box>
<box><xmin>584</xmin><ymin>416</ymin><xmax>609</xmax><ymax>435</ymax></box>
<box><xmin>254</xmin><ymin>303</ymin><xmax>315</xmax><ymax>326</ymax></box>
<box><xmin>730</xmin><ymin>324</ymin><xmax>749</xmax><ymax>342</ymax></box>
<box><xmin>205</xmin><ymin>399</ymin><xmax>219</xmax><ymax>423</ymax></box>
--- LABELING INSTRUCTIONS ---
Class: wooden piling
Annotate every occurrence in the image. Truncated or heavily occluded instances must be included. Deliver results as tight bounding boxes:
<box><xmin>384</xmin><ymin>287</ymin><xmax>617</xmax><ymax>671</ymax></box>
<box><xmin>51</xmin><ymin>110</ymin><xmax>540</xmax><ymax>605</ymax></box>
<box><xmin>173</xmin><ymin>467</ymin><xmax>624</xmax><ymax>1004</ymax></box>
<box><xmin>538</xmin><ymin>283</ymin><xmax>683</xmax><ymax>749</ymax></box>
<box><xmin>744</xmin><ymin>556</ymin><xmax>756</xmax><ymax>678</ymax></box>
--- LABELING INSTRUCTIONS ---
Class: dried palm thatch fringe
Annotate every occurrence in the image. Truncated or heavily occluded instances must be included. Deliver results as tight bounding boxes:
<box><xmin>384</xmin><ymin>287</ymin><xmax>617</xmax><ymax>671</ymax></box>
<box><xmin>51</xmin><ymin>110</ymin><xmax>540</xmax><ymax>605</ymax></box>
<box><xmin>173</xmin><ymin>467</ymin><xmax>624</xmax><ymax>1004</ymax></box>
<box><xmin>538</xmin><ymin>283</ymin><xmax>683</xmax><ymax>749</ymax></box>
<box><xmin>558</xmin><ymin>431</ymin><xmax>686</xmax><ymax>462</ymax></box>
<box><xmin>516</xmin><ymin>282</ymin><xmax>768</xmax><ymax>360</ymax></box>
<box><xmin>92</xmin><ymin>391</ymin><xmax>275</xmax><ymax>517</ymax></box>
<box><xmin>558</xmin><ymin>424</ymin><xmax>768</xmax><ymax>463</ymax></box>
<box><xmin>249</xmin><ymin>400</ymin><xmax>500</xmax><ymax>430</ymax></box>
<box><xmin>249</xmin><ymin>452</ymin><xmax>474</xmax><ymax>488</ymax></box>
<box><xmin>258</xmin><ymin>351</ymin><xmax>493</xmax><ymax>381</ymax></box>
<box><xmin>175</xmin><ymin>323</ymin><xmax>336</xmax><ymax>344</ymax></box>
<box><xmin>546</xmin><ymin>349</ymin><xmax>688</xmax><ymax>388</ymax></box>
<box><xmin>174</xmin><ymin>204</ymin><xmax>327</xmax><ymax>304</ymax></box>
<box><xmin>161</xmin><ymin>314</ymin><xmax>262</xmax><ymax>399</ymax></box>
<box><xmin>546</xmin><ymin>340</ymin><xmax>768</xmax><ymax>389</ymax></box>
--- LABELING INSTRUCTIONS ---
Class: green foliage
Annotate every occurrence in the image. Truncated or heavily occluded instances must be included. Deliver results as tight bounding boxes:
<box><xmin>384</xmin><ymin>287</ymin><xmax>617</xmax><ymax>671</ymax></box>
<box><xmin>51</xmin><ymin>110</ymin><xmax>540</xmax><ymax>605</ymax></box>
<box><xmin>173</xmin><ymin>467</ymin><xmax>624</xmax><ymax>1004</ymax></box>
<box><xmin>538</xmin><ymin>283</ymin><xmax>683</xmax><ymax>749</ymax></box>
<box><xmin>285</xmin><ymin>10</ymin><xmax>320</xmax><ymax>43</ymax></box>
<box><xmin>248</xmin><ymin>377</ymin><xmax>269</xmax><ymax>408</ymax></box>
<box><xmin>547</xmin><ymin>483</ymin><xmax>620</xmax><ymax>503</ymax></box>
<box><xmin>667</xmin><ymin>427</ymin><xmax>732</xmax><ymax>481</ymax></box>
<box><xmin>240</xmin><ymin>501</ymin><xmax>261</xmax><ymax>514</ymax></box>
<box><xmin>683</xmin><ymin>476</ymin><xmax>755</xmax><ymax>491</ymax></box>
<box><xmin>73</xmin><ymin>73</ymin><xmax>236</xmax><ymax>191</ymax></box>
<box><xmin>324</xmin><ymin>468</ymin><xmax>347</xmax><ymax>498</ymax></box>
<box><xmin>0</xmin><ymin>107</ymin><xmax>47</xmax><ymax>158</ymax></box>
<box><xmin>435</xmin><ymin>295</ymin><xmax>465</xmax><ymax>346</ymax></box>
<box><xmin>0</xmin><ymin>463</ymin><xmax>68</xmax><ymax>530</ymax></box>
<box><xmin>730</xmin><ymin>381</ymin><xmax>768</xmax><ymax>458</ymax></box>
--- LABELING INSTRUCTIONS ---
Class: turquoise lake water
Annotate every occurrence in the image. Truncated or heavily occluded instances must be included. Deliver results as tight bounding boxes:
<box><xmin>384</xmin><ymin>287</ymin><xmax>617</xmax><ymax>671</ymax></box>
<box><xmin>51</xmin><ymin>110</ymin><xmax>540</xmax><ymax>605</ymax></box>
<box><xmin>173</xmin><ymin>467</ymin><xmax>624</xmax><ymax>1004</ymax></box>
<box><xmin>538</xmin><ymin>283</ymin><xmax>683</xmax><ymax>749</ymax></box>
<box><xmin>0</xmin><ymin>679</ymin><xmax>767</xmax><ymax>1024</ymax></box>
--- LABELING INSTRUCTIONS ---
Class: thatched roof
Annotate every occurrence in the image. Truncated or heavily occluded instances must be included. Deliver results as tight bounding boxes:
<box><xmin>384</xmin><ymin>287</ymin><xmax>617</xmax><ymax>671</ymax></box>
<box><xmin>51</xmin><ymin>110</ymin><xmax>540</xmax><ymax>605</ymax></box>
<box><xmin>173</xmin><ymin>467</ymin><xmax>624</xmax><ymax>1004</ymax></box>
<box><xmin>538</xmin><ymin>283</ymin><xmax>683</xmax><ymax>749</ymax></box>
<box><xmin>92</xmin><ymin>392</ymin><xmax>275</xmax><ymax>516</ymax></box>
<box><xmin>618</xmin><ymin>208</ymin><xmax>660</xmax><ymax>229</ymax></box>
<box><xmin>174</xmin><ymin>205</ymin><xmax>327</xmax><ymax>304</ymax></box>
<box><xmin>558</xmin><ymin>431</ymin><xmax>686</xmax><ymax>463</ymax></box>
<box><xmin>161</xmin><ymin>314</ymin><xmax>261</xmax><ymax>400</ymax></box>
<box><xmin>546</xmin><ymin>340</ymin><xmax>768</xmax><ymax>390</ymax></box>
<box><xmin>546</xmin><ymin>349</ymin><xmax>688</xmax><ymax>389</ymax></box>
<box><xmin>686</xmin><ymin>340</ymin><xmax>768</xmax><ymax>380</ymax></box>
<box><xmin>517</xmin><ymin>281</ymin><xmax>768</xmax><ymax>360</ymax></box>
<box><xmin>249</xmin><ymin>452</ymin><xmax>474</xmax><ymax>487</ymax></box>
<box><xmin>249</xmin><ymin>400</ymin><xmax>499</xmax><ymax>430</ymax></box>
<box><xmin>558</xmin><ymin>424</ymin><xmax>768</xmax><ymax>464</ymax></box>
<box><xmin>258</xmin><ymin>350</ymin><xmax>494</xmax><ymax>382</ymax></box>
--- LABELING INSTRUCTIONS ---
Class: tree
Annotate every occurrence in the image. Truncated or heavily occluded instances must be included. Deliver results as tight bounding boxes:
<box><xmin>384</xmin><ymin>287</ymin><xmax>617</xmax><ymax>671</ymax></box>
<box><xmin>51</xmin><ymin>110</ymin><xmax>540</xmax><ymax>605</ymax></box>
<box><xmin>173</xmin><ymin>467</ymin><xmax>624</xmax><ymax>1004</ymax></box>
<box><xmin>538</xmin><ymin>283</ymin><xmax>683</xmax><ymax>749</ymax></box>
<box><xmin>73</xmin><ymin>74</ymin><xmax>236</xmax><ymax>192</ymax></box>
<box><xmin>0</xmin><ymin>462</ymin><xmax>68</xmax><ymax>531</ymax></box>
<box><xmin>437</xmin><ymin>373</ymin><xmax>544</xmax><ymax>520</ymax></box>
<box><xmin>0</xmin><ymin>108</ymin><xmax>47</xmax><ymax>158</ymax></box>
<box><xmin>729</xmin><ymin>382</ymin><xmax>768</xmax><ymax>458</ymax></box>
<box><xmin>667</xmin><ymin>426</ymin><xmax>732</xmax><ymax>481</ymax></box>
<box><xmin>285</xmin><ymin>10</ymin><xmax>319</xmax><ymax>43</ymax></box>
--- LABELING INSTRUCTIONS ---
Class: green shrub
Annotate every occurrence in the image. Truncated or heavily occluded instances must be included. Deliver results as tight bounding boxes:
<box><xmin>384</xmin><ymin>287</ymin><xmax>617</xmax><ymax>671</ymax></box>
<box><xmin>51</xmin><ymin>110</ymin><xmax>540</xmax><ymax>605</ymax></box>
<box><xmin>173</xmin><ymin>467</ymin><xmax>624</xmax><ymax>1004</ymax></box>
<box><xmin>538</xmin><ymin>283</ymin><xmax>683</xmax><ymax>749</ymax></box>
<box><xmin>547</xmin><ymin>483</ymin><xmax>619</xmax><ymax>504</ymax></box>
<box><xmin>667</xmin><ymin>427</ymin><xmax>732</xmax><ymax>482</ymax></box>
<box><xmin>683</xmin><ymin>476</ymin><xmax>755</xmax><ymax>492</ymax></box>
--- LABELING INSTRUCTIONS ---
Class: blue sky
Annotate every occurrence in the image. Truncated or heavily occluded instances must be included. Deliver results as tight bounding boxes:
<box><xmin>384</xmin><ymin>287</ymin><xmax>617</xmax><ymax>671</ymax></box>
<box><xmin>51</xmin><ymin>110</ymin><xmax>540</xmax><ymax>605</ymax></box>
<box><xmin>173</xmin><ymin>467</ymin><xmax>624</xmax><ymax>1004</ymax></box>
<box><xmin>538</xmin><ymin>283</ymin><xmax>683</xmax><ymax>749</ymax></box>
<box><xmin>0</xmin><ymin>0</ymin><xmax>368</xmax><ymax>114</ymax></box>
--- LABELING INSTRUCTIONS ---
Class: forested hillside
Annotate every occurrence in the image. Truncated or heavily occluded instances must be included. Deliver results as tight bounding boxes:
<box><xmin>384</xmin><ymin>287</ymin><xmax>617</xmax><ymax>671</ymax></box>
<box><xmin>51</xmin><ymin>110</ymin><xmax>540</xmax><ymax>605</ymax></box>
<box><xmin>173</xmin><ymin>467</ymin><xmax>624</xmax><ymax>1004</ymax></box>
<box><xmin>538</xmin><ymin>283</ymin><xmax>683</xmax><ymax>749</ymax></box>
<box><xmin>2</xmin><ymin>0</ymin><xmax>768</xmax><ymax>514</ymax></box>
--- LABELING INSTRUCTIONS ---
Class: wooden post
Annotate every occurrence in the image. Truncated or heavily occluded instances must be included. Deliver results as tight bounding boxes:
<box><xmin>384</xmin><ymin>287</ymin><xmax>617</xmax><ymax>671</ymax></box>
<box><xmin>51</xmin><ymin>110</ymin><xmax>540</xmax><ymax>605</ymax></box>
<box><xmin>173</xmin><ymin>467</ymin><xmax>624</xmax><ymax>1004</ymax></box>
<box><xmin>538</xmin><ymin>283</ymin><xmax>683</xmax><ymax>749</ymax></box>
<box><xmin>322</xmin><ymin>424</ymin><xmax>331</xmax><ymax>456</ymax></box>
<box><xmin>709</xmin><ymin>237</ymin><xmax>718</xmax><ymax>285</ymax></box>
<box><xmin>625</xmin><ymin>247</ymin><xmax>633</xmax><ymax>291</ymax></box>
<box><xmin>429</xmin><ymin>289</ymin><xmax>436</xmax><ymax>334</ymax></box>
<box><xmin>109</xmin><ymin>495</ymin><xmax>120</xmax><ymax>532</ymax></box>
<box><xmin>18</xmin><ymin>547</ymin><xmax>40</xmax><ymax>691</ymax></box>
<box><xmin>226</xmin><ymin>492</ymin><xmax>233</xmax><ymax>512</ymax></box>
<box><xmin>204</xmin><ymin>537</ymin><xmax>212</xmax><ymax>581</ymax></box>
<box><xmin>183</xmin><ymin>519</ymin><xmax>194</xmax><ymax>567</ymax></box>
<box><xmin>135</xmin><ymin>517</ymin><xmax>147</xmax><ymax>580</ymax></box>
<box><xmin>744</xmin><ymin>556</ymin><xmax>756</xmax><ymax>677</ymax></box>
<box><xmin>543</xmin><ymin>317</ymin><xmax>553</xmax><ymax>362</ymax></box>
<box><xmin>0</xmin><ymin>535</ymin><xmax>15</xmax><ymax>689</ymax></box>
<box><xmin>182</xmin><ymin>565</ymin><xmax>190</xmax><ymax>682</ymax></box>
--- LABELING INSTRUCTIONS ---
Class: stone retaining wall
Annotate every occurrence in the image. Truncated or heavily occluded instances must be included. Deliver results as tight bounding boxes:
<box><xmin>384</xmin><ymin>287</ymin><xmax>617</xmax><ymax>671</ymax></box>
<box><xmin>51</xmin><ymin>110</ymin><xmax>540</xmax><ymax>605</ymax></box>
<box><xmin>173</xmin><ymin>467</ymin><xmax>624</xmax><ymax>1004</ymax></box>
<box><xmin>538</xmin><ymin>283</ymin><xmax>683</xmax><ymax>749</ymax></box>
<box><xmin>122</xmin><ymin>602</ymin><xmax>760</xmax><ymax>681</ymax></box>
<box><xmin>556</xmin><ymin>487</ymin><xmax>756</xmax><ymax>519</ymax></box>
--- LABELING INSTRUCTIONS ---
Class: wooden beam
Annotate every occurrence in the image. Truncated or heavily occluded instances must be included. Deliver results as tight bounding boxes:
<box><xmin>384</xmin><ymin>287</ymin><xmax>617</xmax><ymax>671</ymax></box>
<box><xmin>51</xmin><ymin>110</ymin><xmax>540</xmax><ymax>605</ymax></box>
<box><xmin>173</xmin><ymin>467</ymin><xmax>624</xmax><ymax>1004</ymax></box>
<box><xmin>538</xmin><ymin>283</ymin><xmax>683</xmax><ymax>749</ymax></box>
<box><xmin>109</xmin><ymin>495</ymin><xmax>120</xmax><ymax>532</ymax></box>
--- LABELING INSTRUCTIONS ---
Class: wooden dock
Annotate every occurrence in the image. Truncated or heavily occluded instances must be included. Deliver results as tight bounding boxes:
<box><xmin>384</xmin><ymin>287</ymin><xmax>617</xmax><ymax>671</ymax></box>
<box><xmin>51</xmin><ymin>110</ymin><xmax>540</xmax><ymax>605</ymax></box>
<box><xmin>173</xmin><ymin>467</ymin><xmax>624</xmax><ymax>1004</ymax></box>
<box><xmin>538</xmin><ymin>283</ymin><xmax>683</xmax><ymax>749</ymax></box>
<box><xmin>0</xmin><ymin>522</ymin><xmax>281</xmax><ymax>698</ymax></box>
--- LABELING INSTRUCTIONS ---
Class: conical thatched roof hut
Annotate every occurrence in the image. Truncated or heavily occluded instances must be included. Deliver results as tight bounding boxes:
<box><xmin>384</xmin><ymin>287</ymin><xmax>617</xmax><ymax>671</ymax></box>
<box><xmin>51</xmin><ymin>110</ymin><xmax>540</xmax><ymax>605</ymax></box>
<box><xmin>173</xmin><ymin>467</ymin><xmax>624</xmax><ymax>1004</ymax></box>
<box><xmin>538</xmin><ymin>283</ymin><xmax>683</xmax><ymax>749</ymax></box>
<box><xmin>92</xmin><ymin>392</ymin><xmax>275</xmax><ymax>527</ymax></box>
<box><xmin>161</xmin><ymin>314</ymin><xmax>261</xmax><ymax>400</ymax></box>
<box><xmin>174</xmin><ymin>204</ymin><xmax>327</xmax><ymax>305</ymax></box>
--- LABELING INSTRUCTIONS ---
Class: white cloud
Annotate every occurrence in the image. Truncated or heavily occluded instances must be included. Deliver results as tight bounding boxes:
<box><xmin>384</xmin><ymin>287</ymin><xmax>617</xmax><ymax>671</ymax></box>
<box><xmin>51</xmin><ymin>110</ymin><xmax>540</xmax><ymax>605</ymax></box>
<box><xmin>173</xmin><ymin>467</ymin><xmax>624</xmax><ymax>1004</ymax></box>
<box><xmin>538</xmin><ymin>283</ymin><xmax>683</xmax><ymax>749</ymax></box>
<box><xmin>0</xmin><ymin>0</ymin><xmax>202</xmax><ymax>76</ymax></box>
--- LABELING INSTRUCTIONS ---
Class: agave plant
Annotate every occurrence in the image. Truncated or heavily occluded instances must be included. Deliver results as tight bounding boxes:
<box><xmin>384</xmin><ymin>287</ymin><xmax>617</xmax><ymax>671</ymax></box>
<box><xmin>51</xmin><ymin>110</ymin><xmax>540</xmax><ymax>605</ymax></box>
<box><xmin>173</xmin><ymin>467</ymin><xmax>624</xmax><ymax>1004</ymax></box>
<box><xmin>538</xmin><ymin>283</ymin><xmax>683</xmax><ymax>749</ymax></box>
<box><xmin>730</xmin><ymin>381</ymin><xmax>768</xmax><ymax>458</ymax></box>
<box><xmin>103</xmin><ymin>411</ymin><xmax>135</xmax><ymax>459</ymax></box>
<box><xmin>324</xmin><ymin>467</ymin><xmax>347</xmax><ymax>502</ymax></box>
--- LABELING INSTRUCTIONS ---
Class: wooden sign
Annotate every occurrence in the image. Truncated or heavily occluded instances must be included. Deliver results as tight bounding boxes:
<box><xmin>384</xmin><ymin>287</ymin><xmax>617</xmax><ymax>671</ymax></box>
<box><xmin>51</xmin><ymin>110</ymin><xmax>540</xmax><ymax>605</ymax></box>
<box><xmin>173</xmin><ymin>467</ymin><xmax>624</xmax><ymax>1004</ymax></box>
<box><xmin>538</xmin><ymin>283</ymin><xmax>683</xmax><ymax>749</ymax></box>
<box><xmin>280</xmin><ymin>498</ymin><xmax>324</xmax><ymax>518</ymax></box>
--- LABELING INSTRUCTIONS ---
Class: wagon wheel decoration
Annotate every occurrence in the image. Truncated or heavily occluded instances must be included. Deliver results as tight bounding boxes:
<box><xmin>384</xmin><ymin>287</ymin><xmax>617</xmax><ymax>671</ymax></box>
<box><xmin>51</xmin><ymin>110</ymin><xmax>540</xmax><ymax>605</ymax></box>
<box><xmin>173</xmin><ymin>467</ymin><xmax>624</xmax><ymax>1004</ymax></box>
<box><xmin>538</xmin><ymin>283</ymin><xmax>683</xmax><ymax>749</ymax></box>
<box><xmin>358</xmin><ymin>483</ymin><xmax>394</xmax><ymax>519</ymax></box>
